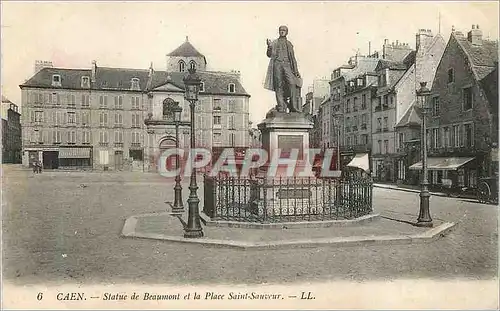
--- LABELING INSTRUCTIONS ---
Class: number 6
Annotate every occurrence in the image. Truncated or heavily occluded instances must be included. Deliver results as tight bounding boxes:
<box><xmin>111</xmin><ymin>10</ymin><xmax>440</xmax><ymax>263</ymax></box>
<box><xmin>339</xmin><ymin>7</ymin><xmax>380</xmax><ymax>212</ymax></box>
<box><xmin>37</xmin><ymin>293</ymin><xmax>43</xmax><ymax>300</ymax></box>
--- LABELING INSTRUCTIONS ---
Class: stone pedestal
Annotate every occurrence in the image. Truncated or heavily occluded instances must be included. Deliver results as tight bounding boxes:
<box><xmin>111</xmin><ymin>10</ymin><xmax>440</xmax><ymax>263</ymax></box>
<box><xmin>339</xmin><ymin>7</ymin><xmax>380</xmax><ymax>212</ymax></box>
<box><xmin>257</xmin><ymin>111</ymin><xmax>314</xmax><ymax>177</ymax></box>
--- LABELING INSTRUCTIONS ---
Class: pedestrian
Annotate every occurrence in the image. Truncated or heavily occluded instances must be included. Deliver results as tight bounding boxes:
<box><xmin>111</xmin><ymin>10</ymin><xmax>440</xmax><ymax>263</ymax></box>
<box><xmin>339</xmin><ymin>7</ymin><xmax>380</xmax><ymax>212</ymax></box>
<box><xmin>37</xmin><ymin>161</ymin><xmax>42</xmax><ymax>174</ymax></box>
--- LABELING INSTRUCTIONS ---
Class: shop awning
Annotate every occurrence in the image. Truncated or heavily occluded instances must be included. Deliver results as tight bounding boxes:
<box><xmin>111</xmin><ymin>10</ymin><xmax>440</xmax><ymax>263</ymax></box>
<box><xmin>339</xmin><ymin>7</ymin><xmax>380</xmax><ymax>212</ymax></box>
<box><xmin>409</xmin><ymin>157</ymin><xmax>475</xmax><ymax>171</ymax></box>
<box><xmin>347</xmin><ymin>153</ymin><xmax>370</xmax><ymax>173</ymax></box>
<box><xmin>58</xmin><ymin>148</ymin><xmax>91</xmax><ymax>159</ymax></box>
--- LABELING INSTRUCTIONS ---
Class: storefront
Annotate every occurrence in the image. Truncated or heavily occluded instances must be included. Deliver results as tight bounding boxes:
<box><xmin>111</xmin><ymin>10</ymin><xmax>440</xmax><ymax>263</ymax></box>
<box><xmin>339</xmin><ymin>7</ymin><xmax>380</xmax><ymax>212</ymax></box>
<box><xmin>408</xmin><ymin>157</ymin><xmax>477</xmax><ymax>189</ymax></box>
<box><xmin>58</xmin><ymin>147</ymin><xmax>93</xmax><ymax>170</ymax></box>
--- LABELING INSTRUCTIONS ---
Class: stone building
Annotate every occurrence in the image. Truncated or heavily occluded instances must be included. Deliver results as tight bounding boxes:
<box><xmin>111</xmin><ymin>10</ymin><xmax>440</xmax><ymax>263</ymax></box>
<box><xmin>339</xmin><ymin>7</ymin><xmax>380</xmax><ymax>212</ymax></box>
<box><xmin>19</xmin><ymin>38</ymin><xmax>250</xmax><ymax>171</ymax></box>
<box><xmin>408</xmin><ymin>25</ymin><xmax>498</xmax><ymax>189</ymax></box>
<box><xmin>1</xmin><ymin>97</ymin><xmax>22</xmax><ymax>164</ymax></box>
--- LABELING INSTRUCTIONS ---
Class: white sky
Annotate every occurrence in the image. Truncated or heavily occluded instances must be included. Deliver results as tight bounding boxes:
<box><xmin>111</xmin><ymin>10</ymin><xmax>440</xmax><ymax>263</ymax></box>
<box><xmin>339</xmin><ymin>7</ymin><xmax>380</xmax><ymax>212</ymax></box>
<box><xmin>1</xmin><ymin>1</ymin><xmax>498</xmax><ymax>123</ymax></box>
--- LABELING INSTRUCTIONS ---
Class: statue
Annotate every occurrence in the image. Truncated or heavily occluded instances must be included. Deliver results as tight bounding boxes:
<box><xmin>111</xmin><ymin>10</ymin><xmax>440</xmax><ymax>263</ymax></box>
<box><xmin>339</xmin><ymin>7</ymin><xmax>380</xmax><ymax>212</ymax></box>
<box><xmin>264</xmin><ymin>25</ymin><xmax>302</xmax><ymax>114</ymax></box>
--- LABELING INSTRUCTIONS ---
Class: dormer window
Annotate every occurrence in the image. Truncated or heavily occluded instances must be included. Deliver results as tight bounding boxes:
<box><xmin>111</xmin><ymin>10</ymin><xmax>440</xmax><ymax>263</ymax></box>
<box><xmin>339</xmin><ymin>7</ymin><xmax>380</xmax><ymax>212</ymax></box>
<box><xmin>228</xmin><ymin>83</ymin><xmax>236</xmax><ymax>93</ymax></box>
<box><xmin>131</xmin><ymin>78</ymin><xmax>140</xmax><ymax>90</ymax></box>
<box><xmin>200</xmin><ymin>82</ymin><xmax>205</xmax><ymax>92</ymax></box>
<box><xmin>189</xmin><ymin>61</ymin><xmax>196</xmax><ymax>71</ymax></box>
<box><xmin>81</xmin><ymin>76</ymin><xmax>90</xmax><ymax>88</ymax></box>
<box><xmin>179</xmin><ymin>60</ymin><xmax>186</xmax><ymax>72</ymax></box>
<box><xmin>52</xmin><ymin>75</ymin><xmax>61</xmax><ymax>87</ymax></box>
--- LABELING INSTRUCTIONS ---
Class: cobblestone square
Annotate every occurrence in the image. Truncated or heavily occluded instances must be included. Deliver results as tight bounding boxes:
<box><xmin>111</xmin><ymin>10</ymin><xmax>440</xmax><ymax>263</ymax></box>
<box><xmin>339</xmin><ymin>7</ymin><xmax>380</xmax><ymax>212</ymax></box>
<box><xmin>2</xmin><ymin>166</ymin><xmax>498</xmax><ymax>285</ymax></box>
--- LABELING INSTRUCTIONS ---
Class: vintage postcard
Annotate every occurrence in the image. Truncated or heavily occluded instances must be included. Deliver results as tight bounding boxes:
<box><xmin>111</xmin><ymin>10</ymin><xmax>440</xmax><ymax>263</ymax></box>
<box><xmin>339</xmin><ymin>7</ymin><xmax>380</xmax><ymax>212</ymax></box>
<box><xmin>1</xmin><ymin>1</ymin><xmax>499</xmax><ymax>309</ymax></box>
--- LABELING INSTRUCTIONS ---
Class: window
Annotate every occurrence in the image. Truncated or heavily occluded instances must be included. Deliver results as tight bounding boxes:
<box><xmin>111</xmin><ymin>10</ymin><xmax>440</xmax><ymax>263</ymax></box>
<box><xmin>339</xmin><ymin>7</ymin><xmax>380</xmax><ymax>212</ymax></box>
<box><xmin>131</xmin><ymin>132</ymin><xmax>141</xmax><ymax>144</ymax></box>
<box><xmin>131</xmin><ymin>78</ymin><xmax>140</xmax><ymax>90</ymax></box>
<box><xmin>200</xmin><ymin>82</ymin><xmax>205</xmax><ymax>92</ymax></box>
<box><xmin>81</xmin><ymin>94</ymin><xmax>90</xmax><ymax>107</ymax></box>
<box><xmin>353</xmin><ymin>97</ymin><xmax>358</xmax><ymax>111</ymax></box>
<box><xmin>426</xmin><ymin>129</ymin><xmax>431</xmax><ymax>150</ymax></box>
<box><xmin>345</xmin><ymin>99</ymin><xmax>350</xmax><ymax>113</ymax></box>
<box><xmin>34</xmin><ymin>111</ymin><xmax>43</xmax><ymax>122</ymax></box>
<box><xmin>115</xmin><ymin>96</ymin><xmax>123</xmax><ymax>109</ymax></box>
<box><xmin>53</xmin><ymin>130</ymin><xmax>62</xmax><ymax>144</ymax></box>
<box><xmin>54</xmin><ymin>111</ymin><xmax>62</xmax><ymax>126</ymax></box>
<box><xmin>67</xmin><ymin>112</ymin><xmax>76</xmax><ymax>124</ymax></box>
<box><xmin>228</xmin><ymin>115</ymin><xmax>235</xmax><ymax>129</ymax></box>
<box><xmin>353</xmin><ymin>116</ymin><xmax>358</xmax><ymax>128</ymax></box>
<box><xmin>82</xmin><ymin>112</ymin><xmax>90</xmax><ymax>126</ymax></box>
<box><xmin>189</xmin><ymin>61</ymin><xmax>196</xmax><ymax>71</ymax></box>
<box><xmin>114</xmin><ymin>131</ymin><xmax>123</xmax><ymax>143</ymax></box>
<box><xmin>81</xmin><ymin>76</ymin><xmax>90</xmax><ymax>88</ymax></box>
<box><xmin>457</xmin><ymin>169</ymin><xmax>465</xmax><ymax>187</ymax></box>
<box><xmin>383</xmin><ymin>117</ymin><xmax>388</xmax><ymax>130</ymax></box>
<box><xmin>229</xmin><ymin>133</ymin><xmax>236</xmax><ymax>146</ymax></box>
<box><xmin>179</xmin><ymin>61</ymin><xmax>186</xmax><ymax>72</ymax></box>
<box><xmin>432</xmin><ymin>97</ymin><xmax>440</xmax><ymax>116</ymax></box>
<box><xmin>213</xmin><ymin>116</ymin><xmax>221</xmax><ymax>125</ymax></box>
<box><xmin>447</xmin><ymin>68</ymin><xmax>454</xmax><ymax>83</ymax></box>
<box><xmin>99</xmin><ymin>95</ymin><xmax>108</xmax><ymax>109</ymax></box>
<box><xmin>464</xmin><ymin>123</ymin><xmax>473</xmax><ymax>147</ymax></box>
<box><xmin>99</xmin><ymin>112</ymin><xmax>108</xmax><ymax>127</ymax></box>
<box><xmin>361</xmin><ymin>94</ymin><xmax>366</xmax><ymax>109</ymax></box>
<box><xmin>357</xmin><ymin>78</ymin><xmax>363</xmax><ymax>86</ymax></box>
<box><xmin>99</xmin><ymin>131</ymin><xmax>109</xmax><ymax>144</ymax></box>
<box><xmin>353</xmin><ymin>135</ymin><xmax>358</xmax><ymax>145</ymax></box>
<box><xmin>131</xmin><ymin>97</ymin><xmax>141</xmax><ymax>110</ymax></box>
<box><xmin>68</xmin><ymin>94</ymin><xmax>76</xmax><ymax>107</ymax></box>
<box><xmin>361</xmin><ymin>134</ymin><xmax>368</xmax><ymax>145</ymax></box>
<box><xmin>378</xmin><ymin>140</ymin><xmax>382</xmax><ymax>154</ymax></box>
<box><xmin>398</xmin><ymin>132</ymin><xmax>404</xmax><ymax>149</ymax></box>
<box><xmin>213</xmin><ymin>99</ymin><xmax>221</xmax><ymax>110</ymax></box>
<box><xmin>68</xmin><ymin>131</ymin><xmax>76</xmax><ymax>144</ymax></box>
<box><xmin>443</xmin><ymin>127</ymin><xmax>450</xmax><ymax>147</ymax></box>
<box><xmin>377</xmin><ymin>118</ymin><xmax>382</xmax><ymax>131</ymax></box>
<box><xmin>228</xmin><ymin>83</ymin><xmax>236</xmax><ymax>93</ymax></box>
<box><xmin>83</xmin><ymin>131</ymin><xmax>91</xmax><ymax>144</ymax></box>
<box><xmin>31</xmin><ymin>129</ymin><xmax>39</xmax><ymax>143</ymax></box>
<box><xmin>51</xmin><ymin>93</ymin><xmax>59</xmax><ymax>105</ymax></box>
<box><xmin>432</xmin><ymin>128</ymin><xmax>439</xmax><ymax>148</ymax></box>
<box><xmin>453</xmin><ymin>125</ymin><xmax>460</xmax><ymax>147</ymax></box>
<box><xmin>52</xmin><ymin>75</ymin><xmax>61</xmax><ymax>87</ymax></box>
<box><xmin>383</xmin><ymin>95</ymin><xmax>389</xmax><ymax>107</ymax></box>
<box><xmin>213</xmin><ymin>133</ymin><xmax>222</xmax><ymax>144</ymax></box>
<box><xmin>463</xmin><ymin>87</ymin><xmax>473</xmax><ymax>111</ymax></box>
<box><xmin>132</xmin><ymin>114</ymin><xmax>141</xmax><ymax>128</ymax></box>
<box><xmin>469</xmin><ymin>170</ymin><xmax>477</xmax><ymax>188</ymax></box>
<box><xmin>114</xmin><ymin>113</ymin><xmax>123</xmax><ymax>126</ymax></box>
<box><xmin>384</xmin><ymin>140</ymin><xmax>389</xmax><ymax>154</ymax></box>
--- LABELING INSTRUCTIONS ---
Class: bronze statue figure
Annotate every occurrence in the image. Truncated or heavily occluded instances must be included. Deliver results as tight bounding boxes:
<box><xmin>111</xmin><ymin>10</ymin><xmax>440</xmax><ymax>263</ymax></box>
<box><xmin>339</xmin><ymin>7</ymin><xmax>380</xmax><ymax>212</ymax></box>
<box><xmin>264</xmin><ymin>25</ymin><xmax>302</xmax><ymax>114</ymax></box>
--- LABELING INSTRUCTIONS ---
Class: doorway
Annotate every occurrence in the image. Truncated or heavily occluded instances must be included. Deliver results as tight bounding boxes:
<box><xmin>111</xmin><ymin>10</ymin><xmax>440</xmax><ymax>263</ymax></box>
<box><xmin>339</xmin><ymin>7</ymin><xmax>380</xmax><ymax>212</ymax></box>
<box><xmin>114</xmin><ymin>151</ymin><xmax>123</xmax><ymax>171</ymax></box>
<box><xmin>43</xmin><ymin>151</ymin><xmax>59</xmax><ymax>169</ymax></box>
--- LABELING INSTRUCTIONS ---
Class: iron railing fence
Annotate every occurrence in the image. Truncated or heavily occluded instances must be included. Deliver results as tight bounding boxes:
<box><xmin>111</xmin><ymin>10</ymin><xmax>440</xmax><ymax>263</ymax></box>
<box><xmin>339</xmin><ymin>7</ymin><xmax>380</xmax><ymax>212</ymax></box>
<box><xmin>203</xmin><ymin>175</ymin><xmax>373</xmax><ymax>223</ymax></box>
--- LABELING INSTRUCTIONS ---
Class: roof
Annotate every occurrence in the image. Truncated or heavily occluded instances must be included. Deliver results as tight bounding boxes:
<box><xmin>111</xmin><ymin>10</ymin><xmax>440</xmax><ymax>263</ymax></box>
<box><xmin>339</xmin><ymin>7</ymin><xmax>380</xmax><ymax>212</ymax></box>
<box><xmin>376</xmin><ymin>59</ymin><xmax>408</xmax><ymax>71</ymax></box>
<box><xmin>21</xmin><ymin>67</ymin><xmax>92</xmax><ymax>90</ymax></box>
<box><xmin>167</xmin><ymin>39</ymin><xmax>207</xmax><ymax>64</ymax></box>
<box><xmin>343</xmin><ymin>57</ymin><xmax>380</xmax><ymax>81</ymax></box>
<box><xmin>395</xmin><ymin>102</ymin><xmax>422</xmax><ymax>128</ymax></box>
<box><xmin>20</xmin><ymin>66</ymin><xmax>249</xmax><ymax>97</ymax></box>
<box><xmin>149</xmin><ymin>70</ymin><xmax>249</xmax><ymax>97</ymax></box>
<box><xmin>454</xmin><ymin>33</ymin><xmax>498</xmax><ymax>81</ymax></box>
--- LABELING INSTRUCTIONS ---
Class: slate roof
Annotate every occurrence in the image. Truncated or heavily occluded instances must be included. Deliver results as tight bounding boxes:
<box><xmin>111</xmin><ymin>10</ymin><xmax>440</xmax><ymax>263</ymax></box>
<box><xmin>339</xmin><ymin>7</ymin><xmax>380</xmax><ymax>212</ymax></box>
<box><xmin>343</xmin><ymin>57</ymin><xmax>380</xmax><ymax>81</ymax></box>
<box><xmin>21</xmin><ymin>67</ymin><xmax>92</xmax><ymax>90</ymax></box>
<box><xmin>454</xmin><ymin>33</ymin><xmax>498</xmax><ymax>81</ymax></box>
<box><xmin>167</xmin><ymin>40</ymin><xmax>207</xmax><ymax>65</ymax></box>
<box><xmin>395</xmin><ymin>101</ymin><xmax>422</xmax><ymax>128</ymax></box>
<box><xmin>149</xmin><ymin>70</ymin><xmax>249</xmax><ymax>96</ymax></box>
<box><xmin>375</xmin><ymin>59</ymin><xmax>408</xmax><ymax>71</ymax></box>
<box><xmin>20</xmin><ymin>66</ymin><xmax>249</xmax><ymax>97</ymax></box>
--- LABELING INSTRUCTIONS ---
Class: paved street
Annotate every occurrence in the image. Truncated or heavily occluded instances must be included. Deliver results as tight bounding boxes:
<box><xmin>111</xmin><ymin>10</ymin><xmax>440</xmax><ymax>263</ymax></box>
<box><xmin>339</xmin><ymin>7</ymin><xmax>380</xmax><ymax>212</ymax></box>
<box><xmin>2</xmin><ymin>165</ymin><xmax>497</xmax><ymax>285</ymax></box>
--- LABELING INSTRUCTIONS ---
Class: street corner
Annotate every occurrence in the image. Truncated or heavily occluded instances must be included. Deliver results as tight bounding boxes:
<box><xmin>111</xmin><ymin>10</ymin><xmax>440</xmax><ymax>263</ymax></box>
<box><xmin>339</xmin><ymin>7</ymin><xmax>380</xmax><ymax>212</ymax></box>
<box><xmin>120</xmin><ymin>211</ymin><xmax>457</xmax><ymax>250</ymax></box>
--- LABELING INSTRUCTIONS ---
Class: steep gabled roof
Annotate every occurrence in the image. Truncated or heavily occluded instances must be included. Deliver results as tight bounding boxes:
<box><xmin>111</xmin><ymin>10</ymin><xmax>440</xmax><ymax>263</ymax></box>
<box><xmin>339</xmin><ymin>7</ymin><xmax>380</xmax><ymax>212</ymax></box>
<box><xmin>167</xmin><ymin>39</ymin><xmax>207</xmax><ymax>65</ymax></box>
<box><xmin>454</xmin><ymin>32</ymin><xmax>498</xmax><ymax>81</ymax></box>
<box><xmin>395</xmin><ymin>101</ymin><xmax>422</xmax><ymax>128</ymax></box>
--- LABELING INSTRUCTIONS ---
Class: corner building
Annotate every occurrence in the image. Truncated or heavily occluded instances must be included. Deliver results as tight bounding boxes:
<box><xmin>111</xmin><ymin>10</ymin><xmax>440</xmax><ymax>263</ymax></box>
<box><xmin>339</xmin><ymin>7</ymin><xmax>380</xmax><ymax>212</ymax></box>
<box><xmin>19</xmin><ymin>38</ymin><xmax>250</xmax><ymax>172</ymax></box>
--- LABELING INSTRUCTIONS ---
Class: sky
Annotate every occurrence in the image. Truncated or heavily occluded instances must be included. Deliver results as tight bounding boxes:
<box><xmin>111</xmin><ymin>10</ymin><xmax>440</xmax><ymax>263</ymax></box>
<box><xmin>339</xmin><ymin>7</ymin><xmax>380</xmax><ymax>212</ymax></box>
<box><xmin>1</xmin><ymin>1</ymin><xmax>498</xmax><ymax>123</ymax></box>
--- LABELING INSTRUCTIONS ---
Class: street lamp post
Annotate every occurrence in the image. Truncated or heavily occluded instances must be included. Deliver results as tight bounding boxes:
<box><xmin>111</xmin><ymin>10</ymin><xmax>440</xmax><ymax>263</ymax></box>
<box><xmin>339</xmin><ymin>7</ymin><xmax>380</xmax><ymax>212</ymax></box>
<box><xmin>416</xmin><ymin>81</ymin><xmax>433</xmax><ymax>227</ymax></box>
<box><xmin>170</xmin><ymin>104</ymin><xmax>184</xmax><ymax>214</ymax></box>
<box><xmin>182</xmin><ymin>68</ymin><xmax>204</xmax><ymax>238</ymax></box>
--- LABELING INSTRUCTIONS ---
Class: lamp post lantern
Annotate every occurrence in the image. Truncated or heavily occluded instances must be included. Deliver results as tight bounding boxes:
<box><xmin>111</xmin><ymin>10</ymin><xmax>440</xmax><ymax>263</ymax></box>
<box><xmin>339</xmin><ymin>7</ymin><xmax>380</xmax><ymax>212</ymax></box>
<box><xmin>416</xmin><ymin>81</ymin><xmax>433</xmax><ymax>227</ymax></box>
<box><xmin>170</xmin><ymin>103</ymin><xmax>184</xmax><ymax>214</ymax></box>
<box><xmin>182</xmin><ymin>68</ymin><xmax>204</xmax><ymax>238</ymax></box>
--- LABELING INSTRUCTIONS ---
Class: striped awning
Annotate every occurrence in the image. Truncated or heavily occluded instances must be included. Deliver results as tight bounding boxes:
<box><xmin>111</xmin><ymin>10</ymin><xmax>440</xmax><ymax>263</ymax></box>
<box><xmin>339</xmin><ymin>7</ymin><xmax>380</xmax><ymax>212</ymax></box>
<box><xmin>58</xmin><ymin>148</ymin><xmax>91</xmax><ymax>159</ymax></box>
<box><xmin>409</xmin><ymin>157</ymin><xmax>475</xmax><ymax>171</ymax></box>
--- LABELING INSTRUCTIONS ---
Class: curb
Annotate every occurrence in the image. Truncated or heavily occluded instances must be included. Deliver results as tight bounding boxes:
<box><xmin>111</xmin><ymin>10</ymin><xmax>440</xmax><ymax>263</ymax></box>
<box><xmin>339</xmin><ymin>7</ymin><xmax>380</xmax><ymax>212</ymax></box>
<box><xmin>373</xmin><ymin>184</ymin><xmax>449</xmax><ymax>197</ymax></box>
<box><xmin>121</xmin><ymin>214</ymin><xmax>456</xmax><ymax>250</ymax></box>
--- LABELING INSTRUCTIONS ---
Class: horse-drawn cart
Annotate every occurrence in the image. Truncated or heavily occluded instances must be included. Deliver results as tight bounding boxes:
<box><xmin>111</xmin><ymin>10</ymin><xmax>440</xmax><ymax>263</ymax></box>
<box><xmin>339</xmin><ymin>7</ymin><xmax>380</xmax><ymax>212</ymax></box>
<box><xmin>477</xmin><ymin>176</ymin><xmax>499</xmax><ymax>204</ymax></box>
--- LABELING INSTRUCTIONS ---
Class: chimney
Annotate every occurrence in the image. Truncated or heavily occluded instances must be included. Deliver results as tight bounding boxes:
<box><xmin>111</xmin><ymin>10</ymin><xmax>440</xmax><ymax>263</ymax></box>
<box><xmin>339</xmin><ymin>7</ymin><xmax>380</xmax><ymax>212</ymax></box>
<box><xmin>149</xmin><ymin>62</ymin><xmax>154</xmax><ymax>77</ymax></box>
<box><xmin>91</xmin><ymin>60</ymin><xmax>97</xmax><ymax>83</ymax></box>
<box><xmin>416</xmin><ymin>28</ymin><xmax>433</xmax><ymax>52</ymax></box>
<box><xmin>34</xmin><ymin>60</ymin><xmax>53</xmax><ymax>73</ymax></box>
<box><xmin>468</xmin><ymin>24</ymin><xmax>482</xmax><ymax>45</ymax></box>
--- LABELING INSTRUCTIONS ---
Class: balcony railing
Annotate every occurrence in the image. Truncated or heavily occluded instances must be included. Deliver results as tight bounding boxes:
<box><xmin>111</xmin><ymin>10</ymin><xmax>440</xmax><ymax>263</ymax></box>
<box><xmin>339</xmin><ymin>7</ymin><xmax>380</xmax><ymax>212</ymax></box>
<box><xmin>130</xmin><ymin>143</ymin><xmax>142</xmax><ymax>148</ymax></box>
<box><xmin>361</xmin><ymin>124</ymin><xmax>367</xmax><ymax>130</ymax></box>
<box><xmin>99</xmin><ymin>142</ymin><xmax>109</xmax><ymax>147</ymax></box>
<box><xmin>114</xmin><ymin>142</ymin><xmax>124</xmax><ymax>148</ymax></box>
<box><xmin>374</xmin><ymin>106</ymin><xmax>381</xmax><ymax>111</ymax></box>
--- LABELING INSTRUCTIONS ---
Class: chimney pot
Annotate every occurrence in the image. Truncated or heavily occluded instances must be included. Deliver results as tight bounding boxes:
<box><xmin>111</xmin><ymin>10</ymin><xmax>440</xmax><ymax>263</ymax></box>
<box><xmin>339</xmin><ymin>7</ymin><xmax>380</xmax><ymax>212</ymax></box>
<box><xmin>477</xmin><ymin>24</ymin><xmax>479</xmax><ymax>29</ymax></box>
<box><xmin>472</xmin><ymin>25</ymin><xmax>475</xmax><ymax>29</ymax></box>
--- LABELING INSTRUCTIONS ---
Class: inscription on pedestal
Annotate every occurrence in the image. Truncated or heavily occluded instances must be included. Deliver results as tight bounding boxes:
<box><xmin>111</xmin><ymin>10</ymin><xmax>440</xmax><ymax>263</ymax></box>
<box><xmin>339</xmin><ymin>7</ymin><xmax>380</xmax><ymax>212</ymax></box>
<box><xmin>276</xmin><ymin>189</ymin><xmax>312</xmax><ymax>199</ymax></box>
<box><xmin>277</xmin><ymin>135</ymin><xmax>303</xmax><ymax>155</ymax></box>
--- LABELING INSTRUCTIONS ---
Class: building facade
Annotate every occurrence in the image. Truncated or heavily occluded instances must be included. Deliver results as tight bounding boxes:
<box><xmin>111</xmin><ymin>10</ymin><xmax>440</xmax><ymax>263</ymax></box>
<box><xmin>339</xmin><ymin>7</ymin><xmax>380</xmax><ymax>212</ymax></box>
<box><xmin>1</xmin><ymin>97</ymin><xmax>22</xmax><ymax>164</ymax></box>
<box><xmin>409</xmin><ymin>25</ymin><xmax>498</xmax><ymax>189</ymax></box>
<box><xmin>19</xmin><ymin>39</ymin><xmax>250</xmax><ymax>171</ymax></box>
